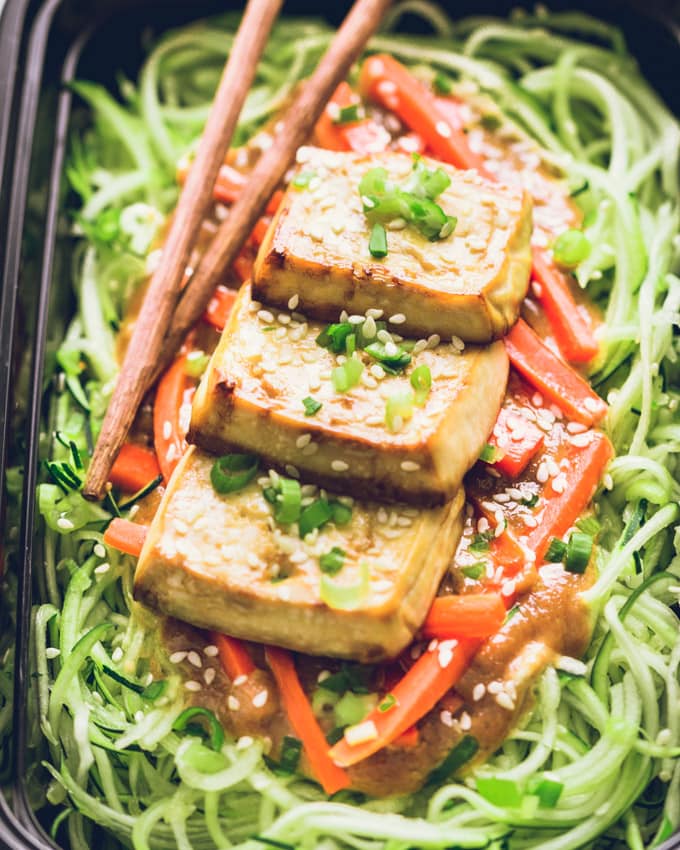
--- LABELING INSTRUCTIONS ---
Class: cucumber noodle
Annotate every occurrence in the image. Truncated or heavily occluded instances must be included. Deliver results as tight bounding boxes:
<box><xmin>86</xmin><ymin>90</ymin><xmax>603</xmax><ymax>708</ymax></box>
<box><xmin>5</xmin><ymin>4</ymin><xmax>679</xmax><ymax>849</ymax></box>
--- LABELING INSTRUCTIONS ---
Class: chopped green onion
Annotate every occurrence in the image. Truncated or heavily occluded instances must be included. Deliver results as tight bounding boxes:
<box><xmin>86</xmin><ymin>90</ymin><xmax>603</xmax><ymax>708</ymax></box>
<box><xmin>410</xmin><ymin>364</ymin><xmax>432</xmax><ymax>405</ymax></box>
<box><xmin>479</xmin><ymin>443</ymin><xmax>503</xmax><ymax>463</ymax></box>
<box><xmin>553</xmin><ymin>229</ymin><xmax>591</xmax><ymax>268</ymax></box>
<box><xmin>469</xmin><ymin>530</ymin><xmax>494</xmax><ymax>553</ymax></box>
<box><xmin>476</xmin><ymin>776</ymin><xmax>523</xmax><ymax>808</ymax></box>
<box><xmin>404</xmin><ymin>157</ymin><xmax>451</xmax><ymax>201</ymax></box>
<box><xmin>427</xmin><ymin>735</ymin><xmax>479</xmax><ymax>785</ymax></box>
<box><xmin>385</xmin><ymin>390</ymin><xmax>415</xmax><ymax>432</ymax></box>
<box><xmin>333</xmin><ymin>103</ymin><xmax>364</xmax><ymax>125</ymax></box>
<box><xmin>565</xmin><ymin>532</ymin><xmax>593</xmax><ymax>573</ymax></box>
<box><xmin>345</xmin><ymin>333</ymin><xmax>357</xmax><ymax>356</ymax></box>
<box><xmin>318</xmin><ymin>664</ymin><xmax>372</xmax><ymax>695</ymax></box>
<box><xmin>365</xmin><ymin>341</ymin><xmax>411</xmax><ymax>373</ymax></box>
<box><xmin>480</xmin><ymin>112</ymin><xmax>502</xmax><ymax>130</ymax></box>
<box><xmin>278</xmin><ymin>735</ymin><xmax>302</xmax><ymax>774</ymax></box>
<box><xmin>528</xmin><ymin>776</ymin><xmax>564</xmax><ymax>808</ymax></box>
<box><xmin>316</xmin><ymin>321</ymin><xmax>354</xmax><ymax>353</ymax></box>
<box><xmin>211</xmin><ymin>454</ymin><xmax>259</xmax><ymax>494</ymax></box>
<box><xmin>545</xmin><ymin>537</ymin><xmax>567</xmax><ymax>562</ymax></box>
<box><xmin>185</xmin><ymin>351</ymin><xmax>210</xmax><ymax>378</ymax></box>
<box><xmin>302</xmin><ymin>396</ymin><xmax>322</xmax><ymax>416</ymax></box>
<box><xmin>522</xmin><ymin>493</ymin><xmax>539</xmax><ymax>508</ymax></box>
<box><xmin>504</xmin><ymin>603</ymin><xmax>521</xmax><ymax>623</ymax></box>
<box><xmin>319</xmin><ymin>546</ymin><xmax>345</xmax><ymax>575</ymax></box>
<box><xmin>298</xmin><ymin>498</ymin><xmax>333</xmax><ymax>538</ymax></box>
<box><xmin>332</xmin><ymin>356</ymin><xmax>364</xmax><ymax>392</ymax></box>
<box><xmin>172</xmin><ymin>707</ymin><xmax>224</xmax><ymax>751</ymax></box>
<box><xmin>141</xmin><ymin>679</ymin><xmax>167</xmax><ymax>701</ymax></box>
<box><xmin>320</xmin><ymin>561</ymin><xmax>370</xmax><ymax>610</ymax></box>
<box><xmin>262</xmin><ymin>486</ymin><xmax>278</xmax><ymax>504</ymax></box>
<box><xmin>462</xmin><ymin>562</ymin><xmax>486</xmax><ymax>580</ymax></box>
<box><xmin>576</xmin><ymin>514</ymin><xmax>601</xmax><ymax>536</ymax></box>
<box><xmin>359</xmin><ymin>167</ymin><xmax>391</xmax><ymax>198</ymax></box>
<box><xmin>292</xmin><ymin>170</ymin><xmax>316</xmax><ymax>189</ymax></box>
<box><xmin>274</xmin><ymin>477</ymin><xmax>301</xmax><ymax>524</ymax></box>
<box><xmin>334</xmin><ymin>691</ymin><xmax>375</xmax><ymax>726</ymax></box>
<box><xmin>369</xmin><ymin>222</ymin><xmax>388</xmax><ymax>258</ymax></box>
<box><xmin>378</xmin><ymin>693</ymin><xmax>397</xmax><ymax>712</ymax></box>
<box><xmin>433</xmin><ymin>72</ymin><xmax>453</xmax><ymax>95</ymax></box>
<box><xmin>330</xmin><ymin>500</ymin><xmax>353</xmax><ymax>526</ymax></box>
<box><xmin>325</xmin><ymin>726</ymin><xmax>346</xmax><ymax>745</ymax></box>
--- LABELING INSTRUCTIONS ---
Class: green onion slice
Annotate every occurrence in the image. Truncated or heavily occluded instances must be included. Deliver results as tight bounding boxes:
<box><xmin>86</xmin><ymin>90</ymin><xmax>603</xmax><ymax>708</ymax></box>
<box><xmin>378</xmin><ymin>693</ymin><xmax>397</xmax><ymax>712</ymax></box>
<box><xmin>278</xmin><ymin>735</ymin><xmax>302</xmax><ymax>773</ymax></box>
<box><xmin>433</xmin><ymin>72</ymin><xmax>452</xmax><ymax>95</ymax></box>
<box><xmin>462</xmin><ymin>562</ymin><xmax>486</xmax><ymax>580</ymax></box>
<box><xmin>330</xmin><ymin>500</ymin><xmax>352</xmax><ymax>526</ymax></box>
<box><xmin>333</xmin><ymin>103</ymin><xmax>364</xmax><ymax>125</ymax></box>
<box><xmin>298</xmin><ymin>498</ymin><xmax>333</xmax><ymax>538</ymax></box>
<box><xmin>292</xmin><ymin>170</ymin><xmax>316</xmax><ymax>189</ymax></box>
<box><xmin>553</xmin><ymin>228</ymin><xmax>591</xmax><ymax>268</ymax></box>
<box><xmin>211</xmin><ymin>453</ymin><xmax>259</xmax><ymax>494</ymax></box>
<box><xmin>410</xmin><ymin>364</ymin><xmax>432</xmax><ymax>405</ymax></box>
<box><xmin>385</xmin><ymin>390</ymin><xmax>415</xmax><ymax>432</ymax></box>
<box><xmin>545</xmin><ymin>537</ymin><xmax>567</xmax><ymax>562</ymax></box>
<box><xmin>319</xmin><ymin>546</ymin><xmax>346</xmax><ymax>575</ymax></box>
<box><xmin>365</xmin><ymin>341</ymin><xmax>411</xmax><ymax>373</ymax></box>
<box><xmin>302</xmin><ymin>396</ymin><xmax>322</xmax><ymax>416</ymax></box>
<box><xmin>476</xmin><ymin>776</ymin><xmax>523</xmax><ymax>808</ymax></box>
<box><xmin>369</xmin><ymin>222</ymin><xmax>388</xmax><ymax>258</ymax></box>
<box><xmin>185</xmin><ymin>351</ymin><xmax>210</xmax><ymax>378</ymax></box>
<box><xmin>332</xmin><ymin>357</ymin><xmax>364</xmax><ymax>392</ymax></box>
<box><xmin>565</xmin><ymin>532</ymin><xmax>593</xmax><ymax>573</ymax></box>
<box><xmin>274</xmin><ymin>477</ymin><xmax>302</xmax><ymax>525</ymax></box>
<box><xmin>320</xmin><ymin>561</ymin><xmax>370</xmax><ymax>610</ymax></box>
<box><xmin>316</xmin><ymin>322</ymin><xmax>354</xmax><ymax>353</ymax></box>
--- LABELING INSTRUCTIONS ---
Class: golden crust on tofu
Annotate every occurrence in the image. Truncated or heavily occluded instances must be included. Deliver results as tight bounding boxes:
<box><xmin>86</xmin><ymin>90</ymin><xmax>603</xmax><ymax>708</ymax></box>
<box><xmin>188</xmin><ymin>284</ymin><xmax>509</xmax><ymax>504</ymax></box>
<box><xmin>252</xmin><ymin>147</ymin><xmax>532</xmax><ymax>342</ymax></box>
<box><xmin>134</xmin><ymin>447</ymin><xmax>465</xmax><ymax>662</ymax></box>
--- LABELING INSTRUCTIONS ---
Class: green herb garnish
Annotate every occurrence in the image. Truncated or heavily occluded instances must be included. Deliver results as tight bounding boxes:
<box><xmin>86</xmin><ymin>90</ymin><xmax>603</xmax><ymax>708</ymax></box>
<box><xmin>302</xmin><ymin>396</ymin><xmax>322</xmax><ymax>416</ymax></box>
<box><xmin>319</xmin><ymin>546</ymin><xmax>346</xmax><ymax>575</ymax></box>
<box><xmin>211</xmin><ymin>453</ymin><xmax>259</xmax><ymax>494</ymax></box>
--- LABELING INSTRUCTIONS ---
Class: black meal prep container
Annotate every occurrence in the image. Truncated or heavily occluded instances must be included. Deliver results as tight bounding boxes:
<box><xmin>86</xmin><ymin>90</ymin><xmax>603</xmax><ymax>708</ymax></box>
<box><xmin>0</xmin><ymin>0</ymin><xmax>678</xmax><ymax>847</ymax></box>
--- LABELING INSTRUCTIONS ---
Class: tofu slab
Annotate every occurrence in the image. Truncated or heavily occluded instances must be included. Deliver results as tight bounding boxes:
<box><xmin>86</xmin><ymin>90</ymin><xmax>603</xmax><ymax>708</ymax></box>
<box><xmin>189</xmin><ymin>284</ymin><xmax>509</xmax><ymax>504</ymax></box>
<box><xmin>253</xmin><ymin>147</ymin><xmax>532</xmax><ymax>342</ymax></box>
<box><xmin>134</xmin><ymin>447</ymin><xmax>465</xmax><ymax>661</ymax></box>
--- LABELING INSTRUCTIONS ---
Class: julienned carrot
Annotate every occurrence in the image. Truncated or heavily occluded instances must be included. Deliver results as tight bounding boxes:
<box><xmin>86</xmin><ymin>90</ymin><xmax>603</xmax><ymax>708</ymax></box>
<box><xmin>329</xmin><ymin>638</ymin><xmax>479</xmax><ymax>768</ymax></box>
<box><xmin>109</xmin><ymin>442</ymin><xmax>161</xmax><ymax>493</ymax></box>
<box><xmin>177</xmin><ymin>162</ymin><xmax>283</xmax><ymax>216</ymax></box>
<box><xmin>203</xmin><ymin>285</ymin><xmax>238</xmax><ymax>331</ymax></box>
<box><xmin>265</xmin><ymin>646</ymin><xmax>350</xmax><ymax>794</ymax></box>
<box><xmin>211</xmin><ymin>631</ymin><xmax>255</xmax><ymax>680</ymax></box>
<box><xmin>504</xmin><ymin>319</ymin><xmax>607</xmax><ymax>426</ymax></box>
<box><xmin>422</xmin><ymin>594</ymin><xmax>506</xmax><ymax>639</ymax></box>
<box><xmin>527</xmin><ymin>430</ymin><xmax>614</xmax><ymax>561</ymax></box>
<box><xmin>153</xmin><ymin>356</ymin><xmax>190</xmax><ymax>483</ymax></box>
<box><xmin>233</xmin><ymin>253</ymin><xmax>254</xmax><ymax>283</ymax></box>
<box><xmin>488</xmin><ymin>406</ymin><xmax>545</xmax><ymax>478</ymax></box>
<box><xmin>250</xmin><ymin>217</ymin><xmax>271</xmax><ymax>247</ymax></box>
<box><xmin>532</xmin><ymin>248</ymin><xmax>599</xmax><ymax>364</ymax></box>
<box><xmin>315</xmin><ymin>81</ymin><xmax>390</xmax><ymax>154</ymax></box>
<box><xmin>103</xmin><ymin>518</ymin><xmax>148</xmax><ymax>558</ymax></box>
<box><xmin>359</xmin><ymin>55</ymin><xmax>492</xmax><ymax>177</ymax></box>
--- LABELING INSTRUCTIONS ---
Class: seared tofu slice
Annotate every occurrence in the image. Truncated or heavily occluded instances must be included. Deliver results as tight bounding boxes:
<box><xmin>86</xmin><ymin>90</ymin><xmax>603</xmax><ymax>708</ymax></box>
<box><xmin>253</xmin><ymin>147</ymin><xmax>532</xmax><ymax>342</ymax></box>
<box><xmin>134</xmin><ymin>447</ymin><xmax>465</xmax><ymax>662</ymax></box>
<box><xmin>189</xmin><ymin>284</ymin><xmax>509</xmax><ymax>504</ymax></box>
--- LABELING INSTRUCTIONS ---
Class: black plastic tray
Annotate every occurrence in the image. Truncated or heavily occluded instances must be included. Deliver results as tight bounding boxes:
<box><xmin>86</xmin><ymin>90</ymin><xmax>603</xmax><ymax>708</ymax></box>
<box><xmin>0</xmin><ymin>1</ymin><xmax>678</xmax><ymax>848</ymax></box>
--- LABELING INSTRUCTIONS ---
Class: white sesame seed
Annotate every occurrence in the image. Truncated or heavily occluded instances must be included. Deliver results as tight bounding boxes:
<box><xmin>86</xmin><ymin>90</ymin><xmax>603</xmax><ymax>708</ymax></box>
<box><xmin>339</xmin><ymin>310</ymin><xmax>349</xmax><ymax>323</ymax></box>
<box><xmin>584</xmin><ymin>398</ymin><xmax>600</xmax><ymax>412</ymax></box>
<box><xmin>111</xmin><ymin>647</ymin><xmax>124</xmax><ymax>663</ymax></box>
<box><xmin>204</xmin><ymin>645</ymin><xmax>219</xmax><ymax>657</ymax></box>
<box><xmin>203</xmin><ymin>668</ymin><xmax>216</xmax><ymax>685</ymax></box>
<box><xmin>252</xmin><ymin>689</ymin><xmax>269</xmax><ymax>708</ymax></box>
<box><xmin>440</xmin><ymin>709</ymin><xmax>454</xmax><ymax>727</ymax></box>
<box><xmin>170</xmin><ymin>651</ymin><xmax>188</xmax><ymax>664</ymax></box>
<box><xmin>477</xmin><ymin>517</ymin><xmax>490</xmax><ymax>534</ymax></box>
<box><xmin>459</xmin><ymin>711</ymin><xmax>472</xmax><ymax>731</ymax></box>
<box><xmin>348</xmin><ymin>314</ymin><xmax>364</xmax><ymax>325</ymax></box>
<box><xmin>370</xmin><ymin>364</ymin><xmax>385</xmax><ymax>380</ymax></box>
<box><xmin>296</xmin><ymin>434</ymin><xmax>312</xmax><ymax>449</ymax></box>
<box><xmin>45</xmin><ymin>647</ymin><xmax>60</xmax><ymax>659</ymax></box>
<box><xmin>257</xmin><ymin>309</ymin><xmax>274</xmax><ymax>323</ymax></box>
<box><xmin>285</xmin><ymin>464</ymin><xmax>300</xmax><ymax>479</ymax></box>
<box><xmin>384</xmin><ymin>341</ymin><xmax>399</xmax><ymax>357</ymax></box>
<box><xmin>438</xmin><ymin>639</ymin><xmax>457</xmax><ymax>668</ymax></box>
<box><xmin>551</xmin><ymin>476</ymin><xmax>566</xmax><ymax>494</ymax></box>
<box><xmin>377</xmin><ymin>329</ymin><xmax>392</xmax><ymax>344</ymax></box>
<box><xmin>163</xmin><ymin>420</ymin><xmax>172</xmax><ymax>440</ymax></box>
<box><xmin>436</xmin><ymin>120</ymin><xmax>452</xmax><ymax>138</ymax></box>
<box><xmin>93</xmin><ymin>543</ymin><xmax>106</xmax><ymax>558</ymax></box>
<box><xmin>236</xmin><ymin>735</ymin><xmax>254</xmax><ymax>750</ymax></box>
<box><xmin>556</xmin><ymin>656</ymin><xmax>587</xmax><ymax>676</ymax></box>
<box><xmin>389</xmin><ymin>313</ymin><xmax>406</xmax><ymax>324</ymax></box>
<box><xmin>570</xmin><ymin>432</ymin><xmax>593</xmax><ymax>448</ymax></box>
<box><xmin>487</xmin><ymin>680</ymin><xmax>502</xmax><ymax>694</ymax></box>
<box><xmin>362</xmin><ymin>316</ymin><xmax>377</xmax><ymax>339</ymax></box>
<box><xmin>366</xmin><ymin>308</ymin><xmax>384</xmax><ymax>319</ymax></box>
<box><xmin>287</xmin><ymin>294</ymin><xmax>299</xmax><ymax>310</ymax></box>
<box><xmin>603</xmin><ymin>473</ymin><xmax>614</xmax><ymax>490</ymax></box>
<box><xmin>427</xmin><ymin>334</ymin><xmax>441</xmax><ymax>349</ymax></box>
<box><xmin>331</xmin><ymin>459</ymin><xmax>349</xmax><ymax>472</ymax></box>
<box><xmin>536</xmin><ymin>462</ymin><xmax>549</xmax><ymax>484</ymax></box>
<box><xmin>400</xmin><ymin>461</ymin><xmax>420</xmax><ymax>472</ymax></box>
<box><xmin>451</xmin><ymin>335</ymin><xmax>465</xmax><ymax>351</ymax></box>
<box><xmin>567</xmin><ymin>422</ymin><xmax>587</xmax><ymax>434</ymax></box>
<box><xmin>228</xmin><ymin>695</ymin><xmax>241</xmax><ymax>711</ymax></box>
<box><xmin>94</xmin><ymin>563</ymin><xmax>110</xmax><ymax>575</ymax></box>
<box><xmin>472</xmin><ymin>683</ymin><xmax>486</xmax><ymax>701</ymax></box>
<box><xmin>184</xmin><ymin>680</ymin><xmax>201</xmax><ymax>692</ymax></box>
<box><xmin>302</xmin><ymin>443</ymin><xmax>318</xmax><ymax>456</ymax></box>
<box><xmin>57</xmin><ymin>517</ymin><xmax>74</xmax><ymax>531</ymax></box>
<box><xmin>234</xmin><ymin>674</ymin><xmax>248</xmax><ymax>686</ymax></box>
<box><xmin>187</xmin><ymin>651</ymin><xmax>202</xmax><ymax>668</ymax></box>
<box><xmin>495</xmin><ymin>692</ymin><xmax>514</xmax><ymax>710</ymax></box>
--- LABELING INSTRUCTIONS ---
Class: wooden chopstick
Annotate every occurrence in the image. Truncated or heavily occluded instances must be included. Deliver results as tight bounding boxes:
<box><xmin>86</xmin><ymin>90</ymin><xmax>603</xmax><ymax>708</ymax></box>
<box><xmin>85</xmin><ymin>0</ymin><xmax>393</xmax><ymax>500</ymax></box>
<box><xmin>84</xmin><ymin>0</ymin><xmax>283</xmax><ymax>499</ymax></box>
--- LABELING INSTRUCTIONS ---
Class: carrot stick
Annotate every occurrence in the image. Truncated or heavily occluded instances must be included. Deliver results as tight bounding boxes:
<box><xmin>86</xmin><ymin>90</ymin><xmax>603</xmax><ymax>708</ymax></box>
<box><xmin>488</xmin><ymin>406</ymin><xmax>545</xmax><ymax>478</ymax></box>
<box><xmin>504</xmin><ymin>319</ymin><xmax>607</xmax><ymax>426</ymax></box>
<box><xmin>178</xmin><ymin>162</ymin><xmax>284</xmax><ymax>217</ymax></box>
<box><xmin>531</xmin><ymin>248</ymin><xmax>599</xmax><ymax>364</ymax></box>
<box><xmin>233</xmin><ymin>253</ymin><xmax>254</xmax><ymax>283</ymax></box>
<box><xmin>265</xmin><ymin>646</ymin><xmax>350</xmax><ymax>794</ymax></box>
<box><xmin>329</xmin><ymin>638</ymin><xmax>479</xmax><ymax>767</ymax></box>
<box><xmin>421</xmin><ymin>594</ymin><xmax>506</xmax><ymax>640</ymax></box>
<box><xmin>315</xmin><ymin>81</ymin><xmax>390</xmax><ymax>153</ymax></box>
<box><xmin>103</xmin><ymin>518</ymin><xmax>148</xmax><ymax>558</ymax></box>
<box><xmin>211</xmin><ymin>632</ymin><xmax>255</xmax><ymax>680</ymax></box>
<box><xmin>527</xmin><ymin>431</ymin><xmax>613</xmax><ymax>561</ymax></box>
<box><xmin>203</xmin><ymin>285</ymin><xmax>238</xmax><ymax>331</ymax></box>
<box><xmin>359</xmin><ymin>55</ymin><xmax>493</xmax><ymax>177</ymax></box>
<box><xmin>153</xmin><ymin>356</ymin><xmax>190</xmax><ymax>483</ymax></box>
<box><xmin>250</xmin><ymin>217</ymin><xmax>271</xmax><ymax>247</ymax></box>
<box><xmin>109</xmin><ymin>443</ymin><xmax>161</xmax><ymax>493</ymax></box>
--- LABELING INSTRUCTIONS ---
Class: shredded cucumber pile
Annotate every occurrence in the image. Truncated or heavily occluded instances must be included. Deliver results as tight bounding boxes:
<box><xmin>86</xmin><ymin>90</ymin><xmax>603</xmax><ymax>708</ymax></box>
<box><xmin>13</xmin><ymin>4</ymin><xmax>680</xmax><ymax>849</ymax></box>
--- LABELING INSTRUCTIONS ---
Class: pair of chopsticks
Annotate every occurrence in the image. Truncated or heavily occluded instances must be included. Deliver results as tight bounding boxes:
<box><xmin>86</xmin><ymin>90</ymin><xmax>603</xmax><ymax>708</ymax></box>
<box><xmin>84</xmin><ymin>0</ymin><xmax>393</xmax><ymax>499</ymax></box>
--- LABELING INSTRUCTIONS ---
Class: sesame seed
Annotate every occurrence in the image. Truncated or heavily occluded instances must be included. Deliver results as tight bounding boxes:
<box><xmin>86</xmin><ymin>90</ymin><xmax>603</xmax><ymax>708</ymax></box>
<box><xmin>603</xmin><ymin>473</ymin><xmax>614</xmax><ymax>490</ymax></box>
<box><xmin>204</xmin><ymin>645</ymin><xmax>219</xmax><ymax>657</ymax></box>
<box><xmin>459</xmin><ymin>711</ymin><xmax>472</xmax><ymax>731</ymax></box>
<box><xmin>556</xmin><ymin>656</ymin><xmax>587</xmax><ymax>676</ymax></box>
<box><xmin>237</xmin><ymin>736</ymin><xmax>254</xmax><ymax>750</ymax></box>
<box><xmin>567</xmin><ymin>422</ymin><xmax>587</xmax><ymax>434</ymax></box>
<box><xmin>287</xmin><ymin>294</ymin><xmax>299</xmax><ymax>310</ymax></box>
<box><xmin>496</xmin><ymin>692</ymin><xmax>514</xmax><ymax>710</ymax></box>
<box><xmin>377</xmin><ymin>329</ymin><xmax>392</xmax><ymax>344</ymax></box>
<box><xmin>184</xmin><ymin>681</ymin><xmax>201</xmax><ymax>692</ymax></box>
<box><xmin>45</xmin><ymin>647</ymin><xmax>60</xmax><ymax>659</ymax></box>
<box><xmin>331</xmin><ymin>459</ymin><xmax>349</xmax><ymax>472</ymax></box>
<box><xmin>451</xmin><ymin>335</ymin><xmax>465</xmax><ymax>351</ymax></box>
<box><xmin>438</xmin><ymin>639</ymin><xmax>457</xmax><ymax>668</ymax></box>
<box><xmin>389</xmin><ymin>313</ymin><xmax>406</xmax><ymax>324</ymax></box>
<box><xmin>366</xmin><ymin>308</ymin><xmax>384</xmax><ymax>319</ymax></box>
<box><xmin>93</xmin><ymin>543</ymin><xmax>106</xmax><ymax>558</ymax></box>
<box><xmin>536</xmin><ymin>462</ymin><xmax>549</xmax><ymax>484</ymax></box>
<box><xmin>203</xmin><ymin>668</ymin><xmax>216</xmax><ymax>685</ymax></box>
<box><xmin>348</xmin><ymin>314</ymin><xmax>364</xmax><ymax>325</ymax></box>
<box><xmin>487</xmin><ymin>680</ymin><xmax>502</xmax><ymax>694</ymax></box>
<box><xmin>228</xmin><ymin>695</ymin><xmax>241</xmax><ymax>711</ymax></box>
<box><xmin>234</xmin><ymin>675</ymin><xmax>248</xmax><ymax>686</ymax></box>
<box><xmin>436</xmin><ymin>120</ymin><xmax>452</xmax><ymax>138</ymax></box>
<box><xmin>551</xmin><ymin>476</ymin><xmax>567</xmax><ymax>494</ymax></box>
<box><xmin>472</xmin><ymin>683</ymin><xmax>486</xmax><ymax>701</ymax></box>
<box><xmin>340</xmin><ymin>310</ymin><xmax>349</xmax><ymax>323</ymax></box>
<box><xmin>252</xmin><ymin>690</ymin><xmax>269</xmax><ymax>708</ymax></box>
<box><xmin>363</xmin><ymin>316</ymin><xmax>377</xmax><ymax>339</ymax></box>
<box><xmin>57</xmin><ymin>517</ymin><xmax>74</xmax><ymax>531</ymax></box>
<box><xmin>187</xmin><ymin>651</ymin><xmax>202</xmax><ymax>668</ymax></box>
<box><xmin>170</xmin><ymin>651</ymin><xmax>188</xmax><ymax>664</ymax></box>
<box><xmin>400</xmin><ymin>461</ymin><xmax>420</xmax><ymax>472</ymax></box>
<box><xmin>257</xmin><ymin>309</ymin><xmax>274</xmax><ymax>323</ymax></box>
<box><xmin>111</xmin><ymin>647</ymin><xmax>124</xmax><ymax>663</ymax></box>
<box><xmin>440</xmin><ymin>709</ymin><xmax>454</xmax><ymax>727</ymax></box>
<box><xmin>584</xmin><ymin>397</ymin><xmax>601</xmax><ymax>412</ymax></box>
<box><xmin>285</xmin><ymin>464</ymin><xmax>300</xmax><ymax>479</ymax></box>
<box><xmin>296</xmin><ymin>433</ymin><xmax>312</xmax><ymax>449</ymax></box>
<box><xmin>477</xmin><ymin>517</ymin><xmax>490</xmax><ymax>534</ymax></box>
<box><xmin>94</xmin><ymin>563</ymin><xmax>110</xmax><ymax>575</ymax></box>
<box><xmin>656</xmin><ymin>728</ymin><xmax>673</xmax><ymax>747</ymax></box>
<box><xmin>163</xmin><ymin>420</ymin><xmax>172</xmax><ymax>440</ymax></box>
<box><xmin>570</xmin><ymin>432</ymin><xmax>593</xmax><ymax>448</ymax></box>
<box><xmin>302</xmin><ymin>443</ymin><xmax>318</xmax><ymax>456</ymax></box>
<box><xmin>427</xmin><ymin>334</ymin><xmax>441</xmax><ymax>349</ymax></box>
<box><xmin>384</xmin><ymin>341</ymin><xmax>399</xmax><ymax>357</ymax></box>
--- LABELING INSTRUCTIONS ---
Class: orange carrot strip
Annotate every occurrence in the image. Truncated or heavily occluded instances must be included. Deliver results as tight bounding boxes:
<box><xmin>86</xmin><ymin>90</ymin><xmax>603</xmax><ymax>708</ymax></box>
<box><xmin>532</xmin><ymin>248</ymin><xmax>599</xmax><ymax>364</ymax></box>
<box><xmin>421</xmin><ymin>594</ymin><xmax>506</xmax><ymax>640</ymax></box>
<box><xmin>211</xmin><ymin>632</ymin><xmax>255</xmax><ymax>680</ymax></box>
<box><xmin>153</xmin><ymin>356</ymin><xmax>190</xmax><ymax>483</ymax></box>
<box><xmin>250</xmin><ymin>217</ymin><xmax>271</xmax><ymax>247</ymax></box>
<box><xmin>504</xmin><ymin>319</ymin><xmax>607</xmax><ymax>426</ymax></box>
<box><xmin>178</xmin><ymin>163</ymin><xmax>282</xmax><ymax>215</ymax></box>
<box><xmin>233</xmin><ymin>253</ymin><xmax>253</xmax><ymax>283</ymax></box>
<box><xmin>329</xmin><ymin>638</ymin><xmax>479</xmax><ymax>768</ymax></box>
<box><xmin>109</xmin><ymin>443</ymin><xmax>161</xmax><ymax>493</ymax></box>
<box><xmin>265</xmin><ymin>646</ymin><xmax>350</xmax><ymax>794</ymax></box>
<box><xmin>103</xmin><ymin>518</ymin><xmax>148</xmax><ymax>557</ymax></box>
<box><xmin>488</xmin><ymin>406</ymin><xmax>545</xmax><ymax>479</ymax></box>
<box><xmin>393</xmin><ymin>726</ymin><xmax>419</xmax><ymax>748</ymax></box>
<box><xmin>360</xmin><ymin>55</ymin><xmax>493</xmax><ymax>177</ymax></box>
<box><xmin>527</xmin><ymin>431</ymin><xmax>614</xmax><ymax>561</ymax></box>
<box><xmin>315</xmin><ymin>81</ymin><xmax>390</xmax><ymax>154</ymax></box>
<box><xmin>203</xmin><ymin>285</ymin><xmax>238</xmax><ymax>331</ymax></box>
